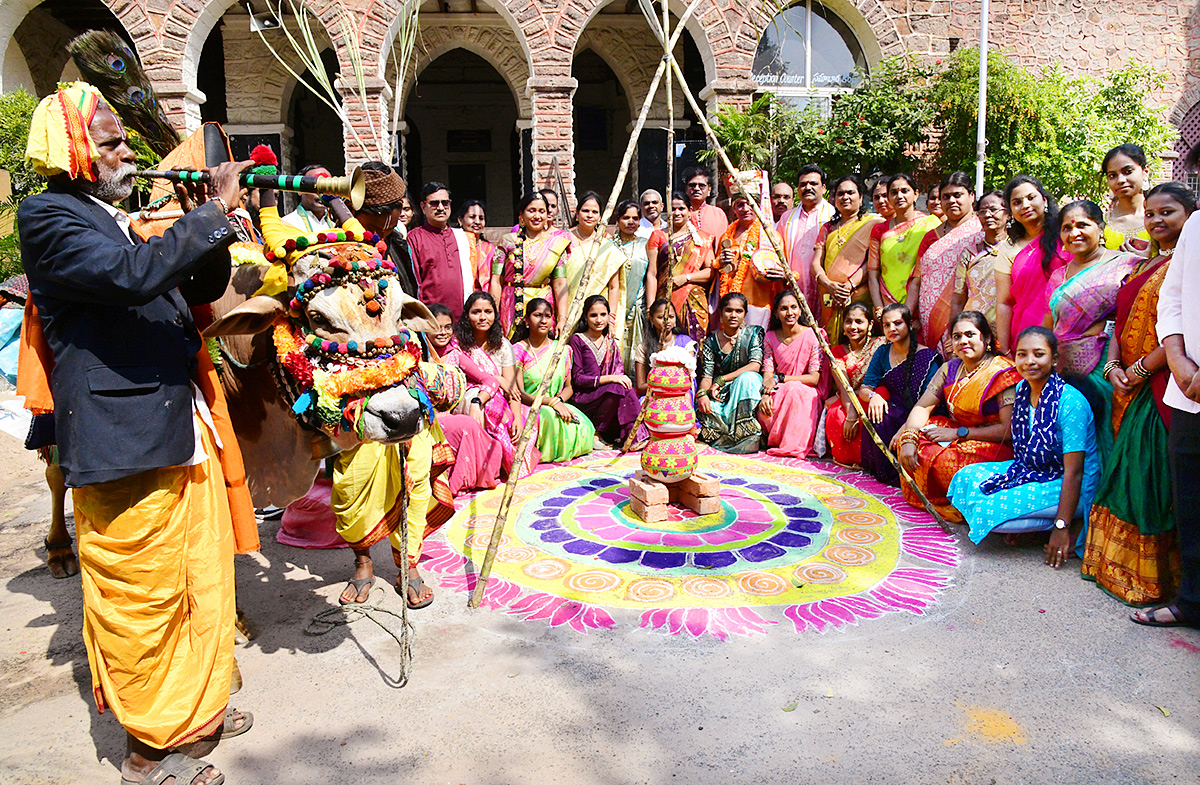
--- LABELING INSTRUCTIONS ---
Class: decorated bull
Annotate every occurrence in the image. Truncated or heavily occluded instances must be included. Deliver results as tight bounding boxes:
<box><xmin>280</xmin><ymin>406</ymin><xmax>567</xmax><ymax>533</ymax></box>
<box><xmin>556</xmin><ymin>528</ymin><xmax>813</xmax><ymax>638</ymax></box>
<box><xmin>204</xmin><ymin>190</ymin><xmax>464</xmax><ymax>607</ymax></box>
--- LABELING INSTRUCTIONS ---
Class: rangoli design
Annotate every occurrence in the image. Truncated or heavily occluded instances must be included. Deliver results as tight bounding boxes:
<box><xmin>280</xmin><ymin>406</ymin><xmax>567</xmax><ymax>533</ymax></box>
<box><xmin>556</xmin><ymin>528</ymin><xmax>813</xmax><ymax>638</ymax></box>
<box><xmin>422</xmin><ymin>451</ymin><xmax>960</xmax><ymax>640</ymax></box>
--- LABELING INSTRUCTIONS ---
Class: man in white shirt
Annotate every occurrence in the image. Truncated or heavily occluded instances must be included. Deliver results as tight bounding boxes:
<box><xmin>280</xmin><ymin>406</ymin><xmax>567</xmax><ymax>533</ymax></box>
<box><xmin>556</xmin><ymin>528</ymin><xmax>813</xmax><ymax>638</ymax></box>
<box><xmin>280</xmin><ymin>163</ymin><xmax>332</xmax><ymax>232</ymax></box>
<box><xmin>775</xmin><ymin>163</ymin><xmax>834</xmax><ymax>314</ymax></box>
<box><xmin>1144</xmin><ymin>208</ymin><xmax>1200</xmax><ymax>628</ymax></box>
<box><xmin>637</xmin><ymin>188</ymin><xmax>665</xmax><ymax>237</ymax></box>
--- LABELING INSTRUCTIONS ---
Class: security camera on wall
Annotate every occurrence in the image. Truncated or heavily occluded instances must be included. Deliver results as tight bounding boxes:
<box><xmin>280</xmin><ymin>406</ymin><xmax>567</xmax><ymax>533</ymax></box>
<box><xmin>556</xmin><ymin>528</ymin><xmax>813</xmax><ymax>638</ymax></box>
<box><xmin>246</xmin><ymin>4</ymin><xmax>281</xmax><ymax>32</ymax></box>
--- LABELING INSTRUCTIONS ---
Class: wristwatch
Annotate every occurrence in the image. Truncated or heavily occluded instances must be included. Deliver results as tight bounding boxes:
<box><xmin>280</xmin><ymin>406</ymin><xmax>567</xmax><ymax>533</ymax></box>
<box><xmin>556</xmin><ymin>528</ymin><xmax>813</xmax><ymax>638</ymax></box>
<box><xmin>956</xmin><ymin>426</ymin><xmax>969</xmax><ymax>439</ymax></box>
<box><xmin>1054</xmin><ymin>519</ymin><xmax>1068</xmax><ymax>530</ymax></box>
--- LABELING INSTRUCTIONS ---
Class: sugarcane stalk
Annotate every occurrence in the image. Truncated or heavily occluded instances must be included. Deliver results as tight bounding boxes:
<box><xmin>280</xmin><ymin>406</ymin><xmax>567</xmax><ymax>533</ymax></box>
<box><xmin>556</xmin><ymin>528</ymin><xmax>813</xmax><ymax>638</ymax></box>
<box><xmin>666</xmin><ymin>56</ymin><xmax>953</xmax><ymax>535</ymax></box>
<box><xmin>619</xmin><ymin>4</ymin><xmax>680</xmax><ymax>455</ymax></box>
<box><xmin>468</xmin><ymin>0</ymin><xmax>708</xmax><ymax>608</ymax></box>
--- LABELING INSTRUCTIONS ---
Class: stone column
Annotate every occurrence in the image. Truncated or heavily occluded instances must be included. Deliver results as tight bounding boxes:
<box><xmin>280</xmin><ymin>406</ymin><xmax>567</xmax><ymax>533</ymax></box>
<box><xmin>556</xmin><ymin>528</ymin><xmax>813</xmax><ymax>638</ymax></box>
<box><xmin>153</xmin><ymin>81</ymin><xmax>205</xmax><ymax>137</ymax></box>
<box><xmin>527</xmin><ymin>76</ymin><xmax>577</xmax><ymax>204</ymax></box>
<box><xmin>698</xmin><ymin>78</ymin><xmax>758</xmax><ymax>118</ymax></box>
<box><xmin>338</xmin><ymin>77</ymin><xmax>392</xmax><ymax>170</ymax></box>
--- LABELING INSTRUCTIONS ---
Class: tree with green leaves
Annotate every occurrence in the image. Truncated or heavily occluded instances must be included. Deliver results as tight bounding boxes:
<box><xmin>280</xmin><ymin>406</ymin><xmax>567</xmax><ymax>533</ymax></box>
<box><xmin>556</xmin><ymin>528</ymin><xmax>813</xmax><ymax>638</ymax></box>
<box><xmin>930</xmin><ymin>48</ymin><xmax>1176</xmax><ymax>201</ymax></box>
<box><xmin>784</xmin><ymin>56</ymin><xmax>936</xmax><ymax>181</ymax></box>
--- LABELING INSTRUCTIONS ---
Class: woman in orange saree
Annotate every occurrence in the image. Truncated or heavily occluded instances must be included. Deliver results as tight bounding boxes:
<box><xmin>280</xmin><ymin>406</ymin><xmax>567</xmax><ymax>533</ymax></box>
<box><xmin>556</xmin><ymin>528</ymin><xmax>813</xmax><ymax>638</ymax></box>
<box><xmin>647</xmin><ymin>194</ymin><xmax>715</xmax><ymax>343</ymax></box>
<box><xmin>895</xmin><ymin>312</ymin><xmax>1021</xmax><ymax>522</ymax></box>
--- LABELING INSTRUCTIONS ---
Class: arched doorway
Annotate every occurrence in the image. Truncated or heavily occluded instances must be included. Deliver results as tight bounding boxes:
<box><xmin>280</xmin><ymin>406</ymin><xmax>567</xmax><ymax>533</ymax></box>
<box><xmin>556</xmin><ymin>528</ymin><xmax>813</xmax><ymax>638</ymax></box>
<box><xmin>752</xmin><ymin>0</ymin><xmax>868</xmax><ymax>113</ymax></box>
<box><xmin>405</xmin><ymin>49</ymin><xmax>519</xmax><ymax>223</ymax></box>
<box><xmin>6</xmin><ymin>0</ymin><xmax>134</xmax><ymax>96</ymax></box>
<box><xmin>572</xmin><ymin>49</ymin><xmax>632</xmax><ymax>203</ymax></box>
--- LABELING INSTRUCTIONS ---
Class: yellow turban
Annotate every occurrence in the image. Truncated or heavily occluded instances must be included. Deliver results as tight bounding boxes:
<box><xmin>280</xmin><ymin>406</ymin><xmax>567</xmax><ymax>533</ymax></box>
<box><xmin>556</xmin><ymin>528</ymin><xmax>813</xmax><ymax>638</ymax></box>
<box><xmin>25</xmin><ymin>82</ymin><xmax>104</xmax><ymax>182</ymax></box>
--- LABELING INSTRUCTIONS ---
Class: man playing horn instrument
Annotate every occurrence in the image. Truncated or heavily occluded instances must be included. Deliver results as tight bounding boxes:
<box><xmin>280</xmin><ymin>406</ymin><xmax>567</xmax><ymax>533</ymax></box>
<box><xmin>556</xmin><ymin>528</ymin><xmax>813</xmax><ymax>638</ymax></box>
<box><xmin>18</xmin><ymin>82</ymin><xmax>254</xmax><ymax>785</ymax></box>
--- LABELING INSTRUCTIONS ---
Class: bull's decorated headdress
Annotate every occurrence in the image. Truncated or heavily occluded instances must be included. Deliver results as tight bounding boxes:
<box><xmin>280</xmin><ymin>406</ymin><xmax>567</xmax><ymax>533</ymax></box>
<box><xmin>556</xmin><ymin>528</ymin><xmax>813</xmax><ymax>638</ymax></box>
<box><xmin>241</xmin><ymin>201</ymin><xmax>460</xmax><ymax>438</ymax></box>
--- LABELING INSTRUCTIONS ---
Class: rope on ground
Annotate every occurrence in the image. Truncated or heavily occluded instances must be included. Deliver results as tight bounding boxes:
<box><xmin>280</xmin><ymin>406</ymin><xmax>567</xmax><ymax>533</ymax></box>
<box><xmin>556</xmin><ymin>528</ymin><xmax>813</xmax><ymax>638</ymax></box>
<box><xmin>305</xmin><ymin>592</ymin><xmax>415</xmax><ymax>688</ymax></box>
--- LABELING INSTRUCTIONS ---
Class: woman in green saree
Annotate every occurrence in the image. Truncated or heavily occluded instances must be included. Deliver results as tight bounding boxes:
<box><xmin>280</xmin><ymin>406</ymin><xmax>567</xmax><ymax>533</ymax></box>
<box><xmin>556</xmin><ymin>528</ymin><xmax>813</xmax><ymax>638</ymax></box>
<box><xmin>512</xmin><ymin>298</ymin><xmax>596</xmax><ymax>462</ymax></box>
<box><xmin>697</xmin><ymin>292</ymin><xmax>765</xmax><ymax>454</ymax></box>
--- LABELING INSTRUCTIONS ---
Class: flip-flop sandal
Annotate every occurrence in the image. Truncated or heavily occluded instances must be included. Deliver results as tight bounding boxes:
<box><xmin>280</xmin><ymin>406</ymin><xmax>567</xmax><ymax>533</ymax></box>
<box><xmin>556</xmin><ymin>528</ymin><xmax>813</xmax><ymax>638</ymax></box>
<box><xmin>398</xmin><ymin>574</ymin><xmax>434</xmax><ymax>609</ymax></box>
<box><xmin>44</xmin><ymin>538</ymin><xmax>78</xmax><ymax>579</ymax></box>
<box><xmin>221</xmin><ymin>706</ymin><xmax>253</xmax><ymax>739</ymax></box>
<box><xmin>338</xmin><ymin>576</ymin><xmax>375</xmax><ymax>606</ymax></box>
<box><xmin>119</xmin><ymin>752</ymin><xmax>224</xmax><ymax>785</ymax></box>
<box><xmin>1130</xmin><ymin>603</ymin><xmax>1197</xmax><ymax>628</ymax></box>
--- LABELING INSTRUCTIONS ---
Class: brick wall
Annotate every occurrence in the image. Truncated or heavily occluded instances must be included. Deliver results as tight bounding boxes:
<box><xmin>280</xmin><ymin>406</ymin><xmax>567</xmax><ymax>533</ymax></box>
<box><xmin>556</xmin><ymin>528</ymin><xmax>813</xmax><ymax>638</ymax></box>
<box><xmin>3</xmin><ymin>0</ymin><xmax>1195</xmax><ymax>185</ymax></box>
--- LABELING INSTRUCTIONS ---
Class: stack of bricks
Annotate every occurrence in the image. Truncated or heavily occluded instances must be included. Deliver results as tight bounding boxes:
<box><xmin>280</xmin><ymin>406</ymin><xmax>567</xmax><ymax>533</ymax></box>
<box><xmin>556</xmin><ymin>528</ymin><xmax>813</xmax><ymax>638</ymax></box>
<box><xmin>627</xmin><ymin>471</ymin><xmax>721</xmax><ymax>522</ymax></box>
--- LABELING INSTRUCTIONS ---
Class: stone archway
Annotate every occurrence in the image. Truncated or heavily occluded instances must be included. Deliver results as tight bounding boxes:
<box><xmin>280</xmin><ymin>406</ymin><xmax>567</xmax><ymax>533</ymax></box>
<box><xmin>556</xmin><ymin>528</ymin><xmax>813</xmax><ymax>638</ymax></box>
<box><xmin>405</xmin><ymin>48</ymin><xmax>522</xmax><ymax>220</ymax></box>
<box><xmin>400</xmin><ymin>21</ymin><xmax>532</xmax><ymax>120</ymax></box>
<box><xmin>0</xmin><ymin>0</ymin><xmax>150</xmax><ymax>94</ymax></box>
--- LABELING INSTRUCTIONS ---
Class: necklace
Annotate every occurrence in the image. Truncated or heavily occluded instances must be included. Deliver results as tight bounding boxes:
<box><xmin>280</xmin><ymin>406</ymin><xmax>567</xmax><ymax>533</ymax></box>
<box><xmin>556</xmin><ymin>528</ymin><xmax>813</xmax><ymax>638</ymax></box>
<box><xmin>947</xmin><ymin>355</ymin><xmax>992</xmax><ymax>418</ymax></box>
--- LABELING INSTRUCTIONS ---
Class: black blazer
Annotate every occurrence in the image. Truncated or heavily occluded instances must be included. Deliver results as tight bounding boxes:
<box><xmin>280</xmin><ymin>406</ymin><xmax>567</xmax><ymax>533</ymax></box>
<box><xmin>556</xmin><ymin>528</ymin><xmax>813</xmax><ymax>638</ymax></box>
<box><xmin>19</xmin><ymin>182</ymin><xmax>235</xmax><ymax>487</ymax></box>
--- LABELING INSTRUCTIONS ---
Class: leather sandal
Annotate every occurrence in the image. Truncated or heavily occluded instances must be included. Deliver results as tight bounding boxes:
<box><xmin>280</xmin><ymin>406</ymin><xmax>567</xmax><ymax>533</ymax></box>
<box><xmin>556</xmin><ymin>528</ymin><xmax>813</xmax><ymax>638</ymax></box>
<box><xmin>119</xmin><ymin>752</ymin><xmax>223</xmax><ymax>785</ymax></box>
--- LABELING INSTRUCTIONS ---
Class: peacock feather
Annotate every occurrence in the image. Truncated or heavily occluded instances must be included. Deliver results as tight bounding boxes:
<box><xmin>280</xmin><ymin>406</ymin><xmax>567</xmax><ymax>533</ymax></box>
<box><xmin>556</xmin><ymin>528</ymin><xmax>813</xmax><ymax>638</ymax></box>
<box><xmin>67</xmin><ymin>30</ymin><xmax>181</xmax><ymax>160</ymax></box>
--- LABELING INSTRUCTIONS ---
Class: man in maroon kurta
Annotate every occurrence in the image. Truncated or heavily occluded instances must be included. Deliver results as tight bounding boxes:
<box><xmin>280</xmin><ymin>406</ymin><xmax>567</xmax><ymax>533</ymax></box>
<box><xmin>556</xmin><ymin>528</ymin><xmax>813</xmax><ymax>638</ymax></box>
<box><xmin>407</xmin><ymin>182</ymin><xmax>472</xmax><ymax>319</ymax></box>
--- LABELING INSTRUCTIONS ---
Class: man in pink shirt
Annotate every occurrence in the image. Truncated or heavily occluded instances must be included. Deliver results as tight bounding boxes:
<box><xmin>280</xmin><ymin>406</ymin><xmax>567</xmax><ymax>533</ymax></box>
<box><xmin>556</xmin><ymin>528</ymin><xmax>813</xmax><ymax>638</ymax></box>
<box><xmin>682</xmin><ymin>166</ymin><xmax>728</xmax><ymax>240</ymax></box>
<box><xmin>775</xmin><ymin>163</ymin><xmax>834</xmax><ymax>315</ymax></box>
<box><xmin>407</xmin><ymin>182</ymin><xmax>478</xmax><ymax>319</ymax></box>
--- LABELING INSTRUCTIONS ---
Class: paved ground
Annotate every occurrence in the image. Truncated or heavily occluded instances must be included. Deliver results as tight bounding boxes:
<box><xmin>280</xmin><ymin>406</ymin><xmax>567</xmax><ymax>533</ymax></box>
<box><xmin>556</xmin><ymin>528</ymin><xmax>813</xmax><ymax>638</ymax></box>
<box><xmin>0</xmin><ymin>418</ymin><xmax>1198</xmax><ymax>784</ymax></box>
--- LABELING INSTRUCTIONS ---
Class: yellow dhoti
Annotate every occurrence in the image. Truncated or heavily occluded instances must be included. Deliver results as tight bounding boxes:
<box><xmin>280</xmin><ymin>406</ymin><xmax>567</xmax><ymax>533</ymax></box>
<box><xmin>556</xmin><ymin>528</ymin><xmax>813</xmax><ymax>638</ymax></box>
<box><xmin>331</xmin><ymin>425</ymin><xmax>455</xmax><ymax>567</ymax></box>
<box><xmin>72</xmin><ymin>417</ymin><xmax>234</xmax><ymax>749</ymax></box>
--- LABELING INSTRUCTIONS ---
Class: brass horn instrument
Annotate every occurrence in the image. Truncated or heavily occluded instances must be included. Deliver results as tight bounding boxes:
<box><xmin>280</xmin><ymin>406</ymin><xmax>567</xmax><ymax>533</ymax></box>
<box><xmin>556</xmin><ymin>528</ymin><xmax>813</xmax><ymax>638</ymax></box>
<box><xmin>135</xmin><ymin>166</ymin><xmax>367</xmax><ymax>211</ymax></box>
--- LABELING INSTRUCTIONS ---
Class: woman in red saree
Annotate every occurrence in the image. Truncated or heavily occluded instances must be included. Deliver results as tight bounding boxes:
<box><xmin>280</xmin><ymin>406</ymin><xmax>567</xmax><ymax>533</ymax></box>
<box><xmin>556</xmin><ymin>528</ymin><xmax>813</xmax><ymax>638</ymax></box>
<box><xmin>824</xmin><ymin>303</ymin><xmax>886</xmax><ymax>467</ymax></box>
<box><xmin>896</xmin><ymin>311</ymin><xmax>1021</xmax><ymax>522</ymax></box>
<box><xmin>907</xmin><ymin>172</ymin><xmax>983</xmax><ymax>354</ymax></box>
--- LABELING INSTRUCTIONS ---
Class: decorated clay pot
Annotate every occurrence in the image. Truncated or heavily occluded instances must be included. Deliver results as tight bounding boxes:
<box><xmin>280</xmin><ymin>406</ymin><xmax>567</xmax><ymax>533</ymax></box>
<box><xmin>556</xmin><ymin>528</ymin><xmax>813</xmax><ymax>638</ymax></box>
<box><xmin>646</xmin><ymin>395</ymin><xmax>695</xmax><ymax>437</ymax></box>
<box><xmin>641</xmin><ymin>434</ymin><xmax>699</xmax><ymax>483</ymax></box>
<box><xmin>647</xmin><ymin>363</ymin><xmax>692</xmax><ymax>397</ymax></box>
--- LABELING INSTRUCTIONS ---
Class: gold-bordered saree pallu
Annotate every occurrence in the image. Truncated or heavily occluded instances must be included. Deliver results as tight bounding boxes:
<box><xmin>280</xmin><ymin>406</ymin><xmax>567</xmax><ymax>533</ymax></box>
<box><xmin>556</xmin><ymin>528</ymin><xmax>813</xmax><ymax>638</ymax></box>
<box><xmin>1083</xmin><ymin>255</ymin><xmax>1180</xmax><ymax>605</ymax></box>
<box><xmin>901</xmin><ymin>357</ymin><xmax>1021</xmax><ymax>523</ymax></box>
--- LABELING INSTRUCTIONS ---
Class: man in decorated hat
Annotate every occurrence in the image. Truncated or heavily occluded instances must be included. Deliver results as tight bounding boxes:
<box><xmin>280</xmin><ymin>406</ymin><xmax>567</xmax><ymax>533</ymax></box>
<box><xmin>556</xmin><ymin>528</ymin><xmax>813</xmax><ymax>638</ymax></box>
<box><xmin>717</xmin><ymin>170</ymin><xmax>786</xmax><ymax>329</ymax></box>
<box><xmin>354</xmin><ymin>162</ymin><xmax>420</xmax><ymax>299</ymax></box>
<box><xmin>19</xmin><ymin>82</ymin><xmax>254</xmax><ymax>785</ymax></box>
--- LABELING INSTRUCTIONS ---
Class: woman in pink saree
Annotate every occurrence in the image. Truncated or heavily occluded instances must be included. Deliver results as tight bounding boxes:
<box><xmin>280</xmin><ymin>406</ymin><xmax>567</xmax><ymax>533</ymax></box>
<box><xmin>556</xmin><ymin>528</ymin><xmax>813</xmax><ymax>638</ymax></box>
<box><xmin>1047</xmin><ymin>200</ymin><xmax>1140</xmax><ymax>461</ymax></box>
<box><xmin>449</xmin><ymin>292</ymin><xmax>539</xmax><ymax>477</ymax></box>
<box><xmin>759</xmin><ymin>290</ymin><xmax>825</xmax><ymax>457</ymax></box>
<box><xmin>995</xmin><ymin>175</ymin><xmax>1070</xmax><ymax>355</ymax></box>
